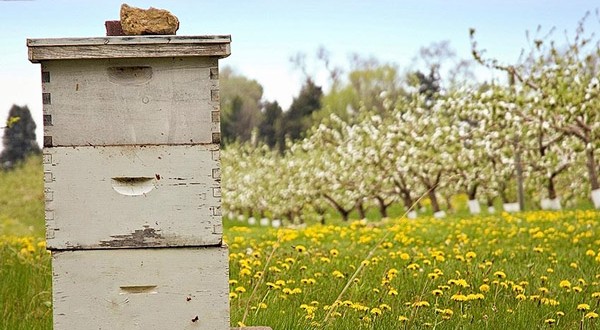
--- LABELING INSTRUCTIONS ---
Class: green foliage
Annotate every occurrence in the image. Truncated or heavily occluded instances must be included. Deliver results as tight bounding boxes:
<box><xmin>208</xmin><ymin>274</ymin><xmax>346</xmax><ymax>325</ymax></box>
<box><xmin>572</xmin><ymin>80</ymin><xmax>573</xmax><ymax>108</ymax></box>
<box><xmin>1</xmin><ymin>105</ymin><xmax>41</xmax><ymax>170</ymax></box>
<box><xmin>283</xmin><ymin>78</ymin><xmax>323</xmax><ymax>142</ymax></box>
<box><xmin>220</xmin><ymin>67</ymin><xmax>264</xmax><ymax>144</ymax></box>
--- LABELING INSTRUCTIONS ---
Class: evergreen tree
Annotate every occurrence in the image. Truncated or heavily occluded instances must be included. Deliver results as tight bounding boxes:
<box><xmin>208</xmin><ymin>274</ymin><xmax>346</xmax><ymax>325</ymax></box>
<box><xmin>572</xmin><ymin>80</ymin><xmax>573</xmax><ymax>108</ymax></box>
<box><xmin>283</xmin><ymin>79</ymin><xmax>323</xmax><ymax>142</ymax></box>
<box><xmin>258</xmin><ymin>101</ymin><xmax>283</xmax><ymax>148</ymax></box>
<box><xmin>0</xmin><ymin>105</ymin><xmax>41</xmax><ymax>170</ymax></box>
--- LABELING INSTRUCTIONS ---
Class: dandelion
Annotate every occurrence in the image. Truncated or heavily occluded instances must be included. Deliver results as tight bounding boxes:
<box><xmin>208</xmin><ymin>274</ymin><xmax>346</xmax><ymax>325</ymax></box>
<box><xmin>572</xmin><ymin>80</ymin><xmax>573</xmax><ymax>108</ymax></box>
<box><xmin>229</xmin><ymin>292</ymin><xmax>238</xmax><ymax>299</ymax></box>
<box><xmin>329</xmin><ymin>249</ymin><xmax>339</xmax><ymax>257</ymax></box>
<box><xmin>332</xmin><ymin>270</ymin><xmax>345</xmax><ymax>279</ymax></box>
<box><xmin>451</xmin><ymin>294</ymin><xmax>468</xmax><ymax>302</ymax></box>
<box><xmin>370</xmin><ymin>307</ymin><xmax>382</xmax><ymax>316</ymax></box>
<box><xmin>494</xmin><ymin>271</ymin><xmax>507</xmax><ymax>279</ymax></box>
<box><xmin>432</xmin><ymin>289</ymin><xmax>443</xmax><ymax>296</ymax></box>
<box><xmin>294</xmin><ymin>245</ymin><xmax>306</xmax><ymax>253</ymax></box>
<box><xmin>585</xmin><ymin>312</ymin><xmax>599</xmax><ymax>319</ymax></box>
<box><xmin>544</xmin><ymin>318</ymin><xmax>556</xmax><ymax>325</ymax></box>
<box><xmin>379</xmin><ymin>304</ymin><xmax>391</xmax><ymax>311</ymax></box>
<box><xmin>235</xmin><ymin>286</ymin><xmax>246</xmax><ymax>293</ymax></box>
<box><xmin>479</xmin><ymin>284</ymin><xmax>490</xmax><ymax>293</ymax></box>
<box><xmin>466</xmin><ymin>251</ymin><xmax>477</xmax><ymax>259</ymax></box>
<box><xmin>388</xmin><ymin>289</ymin><xmax>398</xmax><ymax>296</ymax></box>
<box><xmin>399</xmin><ymin>315</ymin><xmax>409</xmax><ymax>322</ymax></box>
<box><xmin>412</xmin><ymin>301</ymin><xmax>430</xmax><ymax>308</ymax></box>
<box><xmin>559</xmin><ymin>280</ymin><xmax>571</xmax><ymax>289</ymax></box>
<box><xmin>577</xmin><ymin>304</ymin><xmax>590</xmax><ymax>311</ymax></box>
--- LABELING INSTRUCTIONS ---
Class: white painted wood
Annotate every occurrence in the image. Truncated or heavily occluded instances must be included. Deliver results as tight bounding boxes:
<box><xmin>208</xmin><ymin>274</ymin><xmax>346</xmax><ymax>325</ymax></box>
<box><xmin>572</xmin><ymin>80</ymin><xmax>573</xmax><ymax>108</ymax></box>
<box><xmin>28</xmin><ymin>35</ymin><xmax>231</xmax><ymax>62</ymax></box>
<box><xmin>467</xmin><ymin>199</ymin><xmax>481</xmax><ymax>214</ymax></box>
<box><xmin>44</xmin><ymin>145</ymin><xmax>222</xmax><ymax>249</ymax></box>
<box><xmin>41</xmin><ymin>57</ymin><xmax>220</xmax><ymax>146</ymax></box>
<box><xmin>52</xmin><ymin>246</ymin><xmax>229</xmax><ymax>330</ymax></box>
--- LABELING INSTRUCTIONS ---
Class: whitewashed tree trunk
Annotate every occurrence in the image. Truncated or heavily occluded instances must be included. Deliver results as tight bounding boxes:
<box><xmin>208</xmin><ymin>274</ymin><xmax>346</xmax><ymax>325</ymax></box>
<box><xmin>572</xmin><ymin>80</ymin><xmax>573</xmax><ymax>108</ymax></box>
<box><xmin>541</xmin><ymin>198</ymin><xmax>562</xmax><ymax>210</ymax></box>
<box><xmin>433</xmin><ymin>210</ymin><xmax>447</xmax><ymax>218</ymax></box>
<box><xmin>503</xmin><ymin>202</ymin><xmax>520</xmax><ymax>213</ymax></box>
<box><xmin>592</xmin><ymin>189</ymin><xmax>600</xmax><ymax>209</ymax></box>
<box><xmin>407</xmin><ymin>210</ymin><xmax>418</xmax><ymax>219</ymax></box>
<box><xmin>467</xmin><ymin>200</ymin><xmax>481</xmax><ymax>214</ymax></box>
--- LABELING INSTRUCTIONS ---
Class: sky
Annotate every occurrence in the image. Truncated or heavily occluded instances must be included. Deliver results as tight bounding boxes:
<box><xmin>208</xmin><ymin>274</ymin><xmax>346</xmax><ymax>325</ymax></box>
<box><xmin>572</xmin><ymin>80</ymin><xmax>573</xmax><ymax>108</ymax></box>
<box><xmin>0</xmin><ymin>0</ymin><xmax>597</xmax><ymax>148</ymax></box>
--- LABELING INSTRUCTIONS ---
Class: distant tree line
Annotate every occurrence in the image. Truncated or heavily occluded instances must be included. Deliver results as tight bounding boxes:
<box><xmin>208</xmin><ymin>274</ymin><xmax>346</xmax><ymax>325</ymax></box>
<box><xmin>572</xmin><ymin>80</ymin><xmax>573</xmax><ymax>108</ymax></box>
<box><xmin>0</xmin><ymin>105</ymin><xmax>40</xmax><ymax>170</ymax></box>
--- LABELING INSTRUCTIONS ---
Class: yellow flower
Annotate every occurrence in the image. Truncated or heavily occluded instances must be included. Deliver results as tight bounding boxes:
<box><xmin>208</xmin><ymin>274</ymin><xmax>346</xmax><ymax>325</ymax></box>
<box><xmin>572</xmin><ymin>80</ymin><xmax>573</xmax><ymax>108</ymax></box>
<box><xmin>234</xmin><ymin>286</ymin><xmax>246</xmax><ymax>293</ymax></box>
<box><xmin>451</xmin><ymin>294</ymin><xmax>467</xmax><ymax>302</ymax></box>
<box><xmin>388</xmin><ymin>289</ymin><xmax>398</xmax><ymax>296</ymax></box>
<box><xmin>479</xmin><ymin>284</ymin><xmax>490</xmax><ymax>293</ymax></box>
<box><xmin>294</xmin><ymin>245</ymin><xmax>306</xmax><ymax>253</ymax></box>
<box><xmin>585</xmin><ymin>312</ymin><xmax>599</xmax><ymax>319</ymax></box>
<box><xmin>515</xmin><ymin>294</ymin><xmax>526</xmax><ymax>301</ymax></box>
<box><xmin>229</xmin><ymin>292</ymin><xmax>238</xmax><ymax>299</ymax></box>
<box><xmin>370</xmin><ymin>307</ymin><xmax>382</xmax><ymax>316</ymax></box>
<box><xmin>466</xmin><ymin>251</ymin><xmax>477</xmax><ymax>259</ymax></box>
<box><xmin>494</xmin><ymin>271</ymin><xmax>506</xmax><ymax>279</ymax></box>
<box><xmin>332</xmin><ymin>270</ymin><xmax>345</xmax><ymax>279</ymax></box>
<box><xmin>329</xmin><ymin>249</ymin><xmax>339</xmax><ymax>257</ymax></box>
<box><xmin>432</xmin><ymin>289</ymin><xmax>443</xmax><ymax>296</ymax></box>
<box><xmin>544</xmin><ymin>318</ymin><xmax>556</xmax><ymax>325</ymax></box>
<box><xmin>398</xmin><ymin>315</ymin><xmax>409</xmax><ymax>322</ymax></box>
<box><xmin>559</xmin><ymin>280</ymin><xmax>571</xmax><ymax>289</ymax></box>
<box><xmin>379</xmin><ymin>304</ymin><xmax>391</xmax><ymax>311</ymax></box>
<box><xmin>412</xmin><ymin>301</ymin><xmax>430</xmax><ymax>308</ymax></box>
<box><xmin>577</xmin><ymin>303</ymin><xmax>590</xmax><ymax>311</ymax></box>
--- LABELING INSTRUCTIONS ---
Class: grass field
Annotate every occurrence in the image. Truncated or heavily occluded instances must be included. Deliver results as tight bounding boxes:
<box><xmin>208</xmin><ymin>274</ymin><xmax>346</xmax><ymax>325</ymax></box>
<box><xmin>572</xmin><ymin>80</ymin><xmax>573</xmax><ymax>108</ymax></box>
<box><xmin>1</xmin><ymin>156</ymin><xmax>600</xmax><ymax>329</ymax></box>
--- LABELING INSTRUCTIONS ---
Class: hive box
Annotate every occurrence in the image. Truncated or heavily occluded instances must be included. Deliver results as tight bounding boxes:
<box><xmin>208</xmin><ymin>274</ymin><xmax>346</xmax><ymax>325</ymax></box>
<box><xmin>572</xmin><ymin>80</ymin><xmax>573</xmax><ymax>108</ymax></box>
<box><xmin>43</xmin><ymin>144</ymin><xmax>222</xmax><ymax>249</ymax></box>
<box><xmin>28</xmin><ymin>36</ymin><xmax>230</xmax><ymax>147</ymax></box>
<box><xmin>52</xmin><ymin>246</ymin><xmax>229</xmax><ymax>330</ymax></box>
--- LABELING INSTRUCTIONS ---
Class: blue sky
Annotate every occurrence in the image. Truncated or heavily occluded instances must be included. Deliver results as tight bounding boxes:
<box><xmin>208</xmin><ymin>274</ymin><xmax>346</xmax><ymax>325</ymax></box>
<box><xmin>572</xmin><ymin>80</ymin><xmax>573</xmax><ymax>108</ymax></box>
<box><xmin>0</xmin><ymin>0</ymin><xmax>597</xmax><ymax>147</ymax></box>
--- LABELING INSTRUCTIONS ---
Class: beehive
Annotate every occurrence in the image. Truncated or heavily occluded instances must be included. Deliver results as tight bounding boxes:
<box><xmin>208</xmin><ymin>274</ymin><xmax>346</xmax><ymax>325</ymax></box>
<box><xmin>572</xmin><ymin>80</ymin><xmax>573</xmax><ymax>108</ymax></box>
<box><xmin>28</xmin><ymin>35</ymin><xmax>231</xmax><ymax>329</ymax></box>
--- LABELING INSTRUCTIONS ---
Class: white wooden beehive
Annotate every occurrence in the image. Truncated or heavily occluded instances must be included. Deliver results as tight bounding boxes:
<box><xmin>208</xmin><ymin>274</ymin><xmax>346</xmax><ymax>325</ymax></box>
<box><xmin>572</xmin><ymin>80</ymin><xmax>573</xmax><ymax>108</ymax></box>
<box><xmin>52</xmin><ymin>246</ymin><xmax>230</xmax><ymax>329</ymax></box>
<box><xmin>28</xmin><ymin>35</ymin><xmax>232</xmax><ymax>329</ymax></box>
<box><xmin>43</xmin><ymin>144</ymin><xmax>222</xmax><ymax>249</ymax></box>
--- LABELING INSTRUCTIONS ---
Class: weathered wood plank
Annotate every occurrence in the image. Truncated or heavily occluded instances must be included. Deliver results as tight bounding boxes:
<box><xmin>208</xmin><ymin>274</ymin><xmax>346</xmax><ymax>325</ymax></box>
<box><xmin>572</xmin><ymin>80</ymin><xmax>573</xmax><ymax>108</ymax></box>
<box><xmin>44</xmin><ymin>145</ymin><xmax>222</xmax><ymax>250</ymax></box>
<box><xmin>28</xmin><ymin>35</ymin><xmax>231</xmax><ymax>62</ymax></box>
<box><xmin>42</xmin><ymin>57</ymin><xmax>220</xmax><ymax>146</ymax></box>
<box><xmin>52</xmin><ymin>246</ymin><xmax>230</xmax><ymax>329</ymax></box>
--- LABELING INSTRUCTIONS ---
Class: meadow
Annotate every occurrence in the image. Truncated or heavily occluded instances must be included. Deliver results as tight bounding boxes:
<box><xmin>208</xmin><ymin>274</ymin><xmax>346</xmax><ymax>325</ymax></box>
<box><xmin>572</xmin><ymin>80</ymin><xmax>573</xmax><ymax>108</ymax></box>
<box><xmin>1</xmin><ymin>157</ymin><xmax>600</xmax><ymax>329</ymax></box>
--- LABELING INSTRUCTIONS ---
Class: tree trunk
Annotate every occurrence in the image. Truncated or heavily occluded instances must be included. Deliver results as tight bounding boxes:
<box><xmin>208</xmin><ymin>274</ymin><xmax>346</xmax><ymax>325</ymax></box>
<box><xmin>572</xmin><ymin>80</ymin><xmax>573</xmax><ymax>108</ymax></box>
<box><xmin>586</xmin><ymin>147</ymin><xmax>600</xmax><ymax>190</ymax></box>
<box><xmin>375</xmin><ymin>196</ymin><xmax>388</xmax><ymax>218</ymax></box>
<box><xmin>428</xmin><ymin>189</ymin><xmax>441</xmax><ymax>213</ymax></box>
<box><xmin>323</xmin><ymin>194</ymin><xmax>352</xmax><ymax>222</ymax></box>
<box><xmin>356</xmin><ymin>200</ymin><xmax>367</xmax><ymax>219</ymax></box>
<box><xmin>514</xmin><ymin>135</ymin><xmax>525</xmax><ymax>211</ymax></box>
<box><xmin>547</xmin><ymin>176</ymin><xmax>557</xmax><ymax>200</ymax></box>
<box><xmin>468</xmin><ymin>183</ymin><xmax>478</xmax><ymax>200</ymax></box>
<box><xmin>445</xmin><ymin>195</ymin><xmax>453</xmax><ymax>212</ymax></box>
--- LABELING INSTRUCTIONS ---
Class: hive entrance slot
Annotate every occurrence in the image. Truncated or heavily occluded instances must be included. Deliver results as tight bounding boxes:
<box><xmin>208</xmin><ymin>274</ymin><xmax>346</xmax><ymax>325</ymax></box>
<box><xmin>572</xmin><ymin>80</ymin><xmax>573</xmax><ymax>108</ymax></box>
<box><xmin>111</xmin><ymin>177</ymin><xmax>155</xmax><ymax>196</ymax></box>
<box><xmin>119</xmin><ymin>285</ymin><xmax>158</xmax><ymax>294</ymax></box>
<box><xmin>107</xmin><ymin>66</ymin><xmax>153</xmax><ymax>85</ymax></box>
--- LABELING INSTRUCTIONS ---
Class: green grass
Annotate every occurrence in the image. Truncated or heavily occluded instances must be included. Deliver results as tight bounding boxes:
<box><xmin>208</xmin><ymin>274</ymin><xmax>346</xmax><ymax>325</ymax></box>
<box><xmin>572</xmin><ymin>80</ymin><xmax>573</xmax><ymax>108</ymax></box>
<box><xmin>224</xmin><ymin>211</ymin><xmax>600</xmax><ymax>329</ymax></box>
<box><xmin>2</xmin><ymin>156</ymin><xmax>600</xmax><ymax>329</ymax></box>
<box><xmin>0</xmin><ymin>155</ymin><xmax>44</xmax><ymax>237</ymax></box>
<box><xmin>0</xmin><ymin>236</ymin><xmax>52</xmax><ymax>330</ymax></box>
<box><xmin>0</xmin><ymin>155</ymin><xmax>51</xmax><ymax>330</ymax></box>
